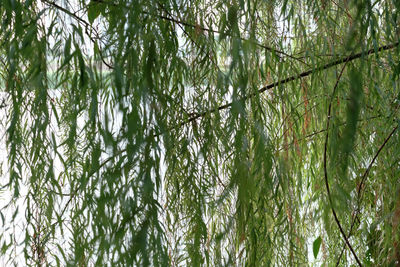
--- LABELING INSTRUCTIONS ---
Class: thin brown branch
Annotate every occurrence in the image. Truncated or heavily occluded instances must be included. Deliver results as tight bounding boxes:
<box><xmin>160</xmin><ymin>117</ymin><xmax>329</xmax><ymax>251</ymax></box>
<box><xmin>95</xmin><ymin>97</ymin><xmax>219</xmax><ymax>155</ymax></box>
<box><xmin>167</xmin><ymin>41</ymin><xmax>399</xmax><ymax>136</ymax></box>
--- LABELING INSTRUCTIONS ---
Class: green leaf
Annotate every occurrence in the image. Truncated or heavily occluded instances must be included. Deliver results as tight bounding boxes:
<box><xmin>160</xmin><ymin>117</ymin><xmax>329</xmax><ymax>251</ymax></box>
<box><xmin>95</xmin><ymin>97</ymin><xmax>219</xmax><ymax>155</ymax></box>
<box><xmin>87</xmin><ymin>2</ymin><xmax>102</xmax><ymax>24</ymax></box>
<box><xmin>228</xmin><ymin>5</ymin><xmax>238</xmax><ymax>26</ymax></box>
<box><xmin>339</xmin><ymin>67</ymin><xmax>363</xmax><ymax>176</ymax></box>
<box><xmin>313</xmin><ymin>236</ymin><xmax>322</xmax><ymax>259</ymax></box>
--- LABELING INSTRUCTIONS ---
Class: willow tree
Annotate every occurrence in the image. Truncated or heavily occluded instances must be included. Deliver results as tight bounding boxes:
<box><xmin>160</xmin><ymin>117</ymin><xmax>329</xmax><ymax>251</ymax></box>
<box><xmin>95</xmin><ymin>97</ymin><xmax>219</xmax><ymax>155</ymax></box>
<box><xmin>0</xmin><ymin>0</ymin><xmax>400</xmax><ymax>266</ymax></box>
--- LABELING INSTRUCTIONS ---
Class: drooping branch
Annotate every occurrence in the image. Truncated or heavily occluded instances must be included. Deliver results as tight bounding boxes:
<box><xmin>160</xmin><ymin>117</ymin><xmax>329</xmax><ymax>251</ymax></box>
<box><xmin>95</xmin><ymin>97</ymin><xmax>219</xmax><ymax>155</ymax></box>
<box><xmin>41</xmin><ymin>0</ymin><xmax>114</xmax><ymax>69</ymax></box>
<box><xmin>336</xmin><ymin>125</ymin><xmax>398</xmax><ymax>265</ymax></box>
<box><xmin>142</xmin><ymin>10</ymin><xmax>307</xmax><ymax>64</ymax></box>
<box><xmin>43</xmin><ymin>0</ymin><xmax>304</xmax><ymax>66</ymax></box>
<box><xmin>277</xmin><ymin>115</ymin><xmax>385</xmax><ymax>152</ymax></box>
<box><xmin>322</xmin><ymin>61</ymin><xmax>362</xmax><ymax>266</ymax></box>
<box><xmin>86</xmin><ymin>0</ymin><xmax>304</xmax><ymax>63</ymax></box>
<box><xmin>156</xmin><ymin>1</ymin><xmax>221</xmax><ymax>71</ymax></box>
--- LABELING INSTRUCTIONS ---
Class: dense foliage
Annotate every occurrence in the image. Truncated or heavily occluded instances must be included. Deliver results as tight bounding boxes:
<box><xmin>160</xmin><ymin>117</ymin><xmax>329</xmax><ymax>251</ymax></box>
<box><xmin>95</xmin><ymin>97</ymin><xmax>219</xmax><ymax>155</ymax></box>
<box><xmin>0</xmin><ymin>0</ymin><xmax>400</xmax><ymax>266</ymax></box>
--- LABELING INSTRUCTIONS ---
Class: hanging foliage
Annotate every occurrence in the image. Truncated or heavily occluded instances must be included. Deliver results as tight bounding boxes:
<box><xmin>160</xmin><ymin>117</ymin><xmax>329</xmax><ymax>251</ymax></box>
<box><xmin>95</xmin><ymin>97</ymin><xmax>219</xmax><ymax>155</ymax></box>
<box><xmin>0</xmin><ymin>0</ymin><xmax>399</xmax><ymax>266</ymax></box>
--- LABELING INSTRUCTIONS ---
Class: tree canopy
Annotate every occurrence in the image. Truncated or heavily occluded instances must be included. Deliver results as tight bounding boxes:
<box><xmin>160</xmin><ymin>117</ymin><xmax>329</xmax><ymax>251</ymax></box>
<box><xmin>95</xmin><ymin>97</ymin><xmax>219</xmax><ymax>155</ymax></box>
<box><xmin>0</xmin><ymin>0</ymin><xmax>400</xmax><ymax>266</ymax></box>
